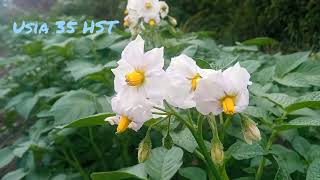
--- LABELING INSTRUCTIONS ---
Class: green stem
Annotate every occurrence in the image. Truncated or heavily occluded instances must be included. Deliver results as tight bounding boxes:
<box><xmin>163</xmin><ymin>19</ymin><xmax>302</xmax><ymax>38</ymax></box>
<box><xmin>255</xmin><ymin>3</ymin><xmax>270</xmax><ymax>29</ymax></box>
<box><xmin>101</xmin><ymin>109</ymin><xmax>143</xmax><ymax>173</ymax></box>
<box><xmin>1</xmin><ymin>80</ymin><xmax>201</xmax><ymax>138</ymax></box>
<box><xmin>223</xmin><ymin>115</ymin><xmax>232</xmax><ymax>129</ymax></box>
<box><xmin>221</xmin><ymin>115</ymin><xmax>232</xmax><ymax>142</ymax></box>
<box><xmin>194</xmin><ymin>149</ymin><xmax>205</xmax><ymax>161</ymax></box>
<box><xmin>255</xmin><ymin>130</ymin><xmax>278</xmax><ymax>180</ymax></box>
<box><xmin>208</xmin><ymin>115</ymin><xmax>219</xmax><ymax>139</ymax></box>
<box><xmin>164</xmin><ymin>102</ymin><xmax>221</xmax><ymax>180</ymax></box>
<box><xmin>62</xmin><ymin>149</ymin><xmax>89</xmax><ymax>180</ymax></box>
<box><xmin>209</xmin><ymin>115</ymin><xmax>230</xmax><ymax>180</ymax></box>
<box><xmin>219</xmin><ymin>114</ymin><xmax>224</xmax><ymax>125</ymax></box>
<box><xmin>147</xmin><ymin>115</ymin><xmax>170</xmax><ymax>134</ymax></box>
<box><xmin>88</xmin><ymin>127</ymin><xmax>107</xmax><ymax>169</ymax></box>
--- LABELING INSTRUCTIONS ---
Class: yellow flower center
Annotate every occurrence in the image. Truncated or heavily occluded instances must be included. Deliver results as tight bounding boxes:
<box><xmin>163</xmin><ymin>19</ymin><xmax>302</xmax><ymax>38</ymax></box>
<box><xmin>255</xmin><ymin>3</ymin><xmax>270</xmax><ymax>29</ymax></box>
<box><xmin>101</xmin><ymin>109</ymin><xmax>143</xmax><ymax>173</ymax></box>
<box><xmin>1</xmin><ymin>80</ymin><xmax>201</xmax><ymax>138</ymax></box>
<box><xmin>117</xmin><ymin>115</ymin><xmax>131</xmax><ymax>133</ymax></box>
<box><xmin>148</xmin><ymin>19</ymin><xmax>156</xmax><ymax>26</ymax></box>
<box><xmin>123</xmin><ymin>19</ymin><xmax>130</xmax><ymax>26</ymax></box>
<box><xmin>191</xmin><ymin>73</ymin><xmax>201</xmax><ymax>91</ymax></box>
<box><xmin>222</xmin><ymin>96</ymin><xmax>235</xmax><ymax>114</ymax></box>
<box><xmin>125</xmin><ymin>70</ymin><xmax>145</xmax><ymax>86</ymax></box>
<box><xmin>145</xmin><ymin>2</ymin><xmax>152</xmax><ymax>9</ymax></box>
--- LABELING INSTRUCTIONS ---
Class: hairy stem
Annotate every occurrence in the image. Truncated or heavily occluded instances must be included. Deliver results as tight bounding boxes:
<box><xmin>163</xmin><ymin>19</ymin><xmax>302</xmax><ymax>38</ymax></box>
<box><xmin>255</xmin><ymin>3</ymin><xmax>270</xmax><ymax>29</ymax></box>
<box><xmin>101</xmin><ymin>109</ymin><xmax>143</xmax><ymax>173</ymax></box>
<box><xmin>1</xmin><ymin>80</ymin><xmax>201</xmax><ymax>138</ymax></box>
<box><xmin>255</xmin><ymin>130</ymin><xmax>278</xmax><ymax>180</ymax></box>
<box><xmin>88</xmin><ymin>127</ymin><xmax>107</xmax><ymax>169</ymax></box>
<box><xmin>164</xmin><ymin>102</ymin><xmax>222</xmax><ymax>180</ymax></box>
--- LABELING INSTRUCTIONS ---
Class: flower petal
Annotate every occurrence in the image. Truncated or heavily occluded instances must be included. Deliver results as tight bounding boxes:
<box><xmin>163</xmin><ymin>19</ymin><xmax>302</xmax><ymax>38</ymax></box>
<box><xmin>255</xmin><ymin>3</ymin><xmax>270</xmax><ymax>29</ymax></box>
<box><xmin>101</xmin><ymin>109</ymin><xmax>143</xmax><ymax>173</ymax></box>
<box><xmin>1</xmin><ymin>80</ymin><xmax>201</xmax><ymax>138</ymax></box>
<box><xmin>143</xmin><ymin>47</ymin><xmax>164</xmax><ymax>70</ymax></box>
<box><xmin>121</xmin><ymin>35</ymin><xmax>145</xmax><ymax>68</ymax></box>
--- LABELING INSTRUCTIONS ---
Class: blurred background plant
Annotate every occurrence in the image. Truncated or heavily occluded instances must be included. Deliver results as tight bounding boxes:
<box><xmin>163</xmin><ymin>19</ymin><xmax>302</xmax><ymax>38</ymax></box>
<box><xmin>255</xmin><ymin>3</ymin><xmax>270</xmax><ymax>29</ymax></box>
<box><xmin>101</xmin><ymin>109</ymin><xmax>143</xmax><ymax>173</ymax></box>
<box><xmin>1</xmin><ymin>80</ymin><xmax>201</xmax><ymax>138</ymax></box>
<box><xmin>2</xmin><ymin>0</ymin><xmax>320</xmax><ymax>51</ymax></box>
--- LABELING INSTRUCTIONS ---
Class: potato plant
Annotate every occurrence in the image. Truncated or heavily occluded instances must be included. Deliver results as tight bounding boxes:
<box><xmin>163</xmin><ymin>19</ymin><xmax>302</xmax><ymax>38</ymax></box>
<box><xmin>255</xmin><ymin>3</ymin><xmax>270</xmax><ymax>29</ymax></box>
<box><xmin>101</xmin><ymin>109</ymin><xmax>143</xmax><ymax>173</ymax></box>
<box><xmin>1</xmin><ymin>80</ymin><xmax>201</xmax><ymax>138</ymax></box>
<box><xmin>0</xmin><ymin>13</ymin><xmax>320</xmax><ymax>180</ymax></box>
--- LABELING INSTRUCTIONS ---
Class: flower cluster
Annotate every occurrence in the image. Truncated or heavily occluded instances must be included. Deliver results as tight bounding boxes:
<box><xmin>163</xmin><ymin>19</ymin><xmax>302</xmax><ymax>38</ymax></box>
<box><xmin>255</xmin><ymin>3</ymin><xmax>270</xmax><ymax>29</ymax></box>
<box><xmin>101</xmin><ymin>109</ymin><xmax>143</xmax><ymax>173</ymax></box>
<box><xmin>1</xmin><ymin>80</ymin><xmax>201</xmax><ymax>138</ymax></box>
<box><xmin>123</xmin><ymin>0</ymin><xmax>171</xmax><ymax>34</ymax></box>
<box><xmin>106</xmin><ymin>35</ymin><xmax>259</xmax><ymax>143</ymax></box>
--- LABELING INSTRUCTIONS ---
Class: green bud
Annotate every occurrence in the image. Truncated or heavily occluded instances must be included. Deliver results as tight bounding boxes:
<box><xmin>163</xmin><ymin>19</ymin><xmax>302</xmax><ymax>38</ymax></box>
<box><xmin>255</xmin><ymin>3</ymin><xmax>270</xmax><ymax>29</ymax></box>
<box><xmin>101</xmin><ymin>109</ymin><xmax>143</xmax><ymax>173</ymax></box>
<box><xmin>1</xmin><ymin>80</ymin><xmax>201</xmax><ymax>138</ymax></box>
<box><xmin>163</xmin><ymin>133</ymin><xmax>173</xmax><ymax>149</ymax></box>
<box><xmin>168</xmin><ymin>16</ymin><xmax>177</xmax><ymax>26</ymax></box>
<box><xmin>241</xmin><ymin>115</ymin><xmax>261</xmax><ymax>145</ymax></box>
<box><xmin>138</xmin><ymin>134</ymin><xmax>152</xmax><ymax>163</ymax></box>
<box><xmin>210</xmin><ymin>140</ymin><xmax>224</xmax><ymax>166</ymax></box>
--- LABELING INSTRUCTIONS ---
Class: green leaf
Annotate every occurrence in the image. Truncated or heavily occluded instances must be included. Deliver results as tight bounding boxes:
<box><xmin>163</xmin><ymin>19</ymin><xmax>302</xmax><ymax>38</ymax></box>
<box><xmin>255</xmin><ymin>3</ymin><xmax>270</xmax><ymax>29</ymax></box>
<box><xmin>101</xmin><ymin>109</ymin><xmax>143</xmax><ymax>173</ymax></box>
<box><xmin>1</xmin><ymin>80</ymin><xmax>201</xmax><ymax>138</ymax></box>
<box><xmin>5</xmin><ymin>92</ymin><xmax>39</xmax><ymax>119</ymax></box>
<box><xmin>222</xmin><ymin>45</ymin><xmax>258</xmax><ymax>52</ymax></box>
<box><xmin>307</xmin><ymin>159</ymin><xmax>320</xmax><ymax>180</ymax></box>
<box><xmin>196</xmin><ymin>58</ymin><xmax>211</xmax><ymax>69</ymax></box>
<box><xmin>0</xmin><ymin>147</ymin><xmax>15</xmax><ymax>169</ymax></box>
<box><xmin>13</xmin><ymin>141</ymin><xmax>32</xmax><ymax>158</ymax></box>
<box><xmin>36</xmin><ymin>87</ymin><xmax>60</xmax><ymax>97</ymax></box>
<box><xmin>264</xmin><ymin>93</ymin><xmax>296</xmax><ymax>109</ymax></box>
<box><xmin>92</xmin><ymin>33</ymin><xmax>123</xmax><ymax>50</ymax></box>
<box><xmin>63</xmin><ymin>113</ymin><xmax>114</xmax><ymax>128</ymax></box>
<box><xmin>273</xmin><ymin>73</ymin><xmax>310</xmax><ymax>88</ymax></box>
<box><xmin>0</xmin><ymin>56</ymin><xmax>30</xmax><ymax>66</ymax></box>
<box><xmin>91</xmin><ymin>164</ymin><xmax>147</xmax><ymax>180</ymax></box>
<box><xmin>23</xmin><ymin>41</ymin><xmax>43</xmax><ymax>56</ymax></box>
<box><xmin>171</xmin><ymin>128</ymin><xmax>197</xmax><ymax>153</ymax></box>
<box><xmin>271</xmin><ymin>145</ymin><xmax>306</xmax><ymax>174</ymax></box>
<box><xmin>285</xmin><ymin>91</ymin><xmax>320</xmax><ymax>112</ymax></box>
<box><xmin>243</xmin><ymin>106</ymin><xmax>268</xmax><ymax>119</ymax></box>
<box><xmin>179</xmin><ymin>167</ymin><xmax>206</xmax><ymax>180</ymax></box>
<box><xmin>108</xmin><ymin>39</ymin><xmax>131</xmax><ymax>53</ymax></box>
<box><xmin>65</xmin><ymin>61</ymin><xmax>104</xmax><ymax>81</ymax></box>
<box><xmin>50</xmin><ymin>90</ymin><xmax>97</xmax><ymax>126</ymax></box>
<box><xmin>275</xmin><ymin>51</ymin><xmax>309</xmax><ymax>77</ymax></box>
<box><xmin>0</xmin><ymin>88</ymin><xmax>11</xmax><ymax>99</ymax></box>
<box><xmin>181</xmin><ymin>45</ymin><xmax>198</xmax><ymax>57</ymax></box>
<box><xmin>275</xmin><ymin>116</ymin><xmax>320</xmax><ymax>131</ymax></box>
<box><xmin>145</xmin><ymin>146</ymin><xmax>183</xmax><ymax>180</ymax></box>
<box><xmin>73</xmin><ymin>37</ymin><xmax>93</xmax><ymax>55</ymax></box>
<box><xmin>274</xmin><ymin>166</ymin><xmax>292</xmax><ymax>180</ymax></box>
<box><xmin>2</xmin><ymin>168</ymin><xmax>28</xmax><ymax>180</ymax></box>
<box><xmin>16</xmin><ymin>96</ymin><xmax>39</xmax><ymax>119</ymax></box>
<box><xmin>240</xmin><ymin>60</ymin><xmax>262</xmax><ymax>73</ymax></box>
<box><xmin>228</xmin><ymin>141</ymin><xmax>264</xmax><ymax>160</ymax></box>
<box><xmin>242</xmin><ymin>37</ymin><xmax>278</xmax><ymax>46</ymax></box>
<box><xmin>95</xmin><ymin>96</ymin><xmax>112</xmax><ymax>113</ymax></box>
<box><xmin>291</xmin><ymin>136</ymin><xmax>311</xmax><ymax>160</ymax></box>
<box><xmin>256</xmin><ymin>66</ymin><xmax>275</xmax><ymax>84</ymax></box>
<box><xmin>51</xmin><ymin>174</ymin><xmax>67</xmax><ymax>180</ymax></box>
<box><xmin>308</xmin><ymin>145</ymin><xmax>320</xmax><ymax>163</ymax></box>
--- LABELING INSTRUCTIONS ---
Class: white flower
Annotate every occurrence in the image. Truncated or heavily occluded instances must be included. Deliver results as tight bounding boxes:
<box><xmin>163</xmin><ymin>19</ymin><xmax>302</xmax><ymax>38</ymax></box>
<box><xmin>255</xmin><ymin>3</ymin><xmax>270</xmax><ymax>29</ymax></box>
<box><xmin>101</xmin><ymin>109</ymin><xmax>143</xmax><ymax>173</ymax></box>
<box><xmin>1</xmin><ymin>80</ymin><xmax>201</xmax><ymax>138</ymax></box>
<box><xmin>125</xmin><ymin>0</ymin><xmax>141</xmax><ymax>15</ymax></box>
<box><xmin>105</xmin><ymin>94</ymin><xmax>152</xmax><ymax>133</ymax></box>
<box><xmin>123</xmin><ymin>15</ymin><xmax>139</xmax><ymax>28</ymax></box>
<box><xmin>141</xmin><ymin>0</ymin><xmax>161</xmax><ymax>16</ymax></box>
<box><xmin>159</xmin><ymin>1</ymin><xmax>169</xmax><ymax>18</ymax></box>
<box><xmin>194</xmin><ymin>63</ymin><xmax>251</xmax><ymax>115</ymax></box>
<box><xmin>165</xmin><ymin>54</ymin><xmax>213</xmax><ymax>109</ymax></box>
<box><xmin>112</xmin><ymin>35</ymin><xmax>167</xmax><ymax>102</ymax></box>
<box><xmin>143</xmin><ymin>13</ymin><xmax>161</xmax><ymax>26</ymax></box>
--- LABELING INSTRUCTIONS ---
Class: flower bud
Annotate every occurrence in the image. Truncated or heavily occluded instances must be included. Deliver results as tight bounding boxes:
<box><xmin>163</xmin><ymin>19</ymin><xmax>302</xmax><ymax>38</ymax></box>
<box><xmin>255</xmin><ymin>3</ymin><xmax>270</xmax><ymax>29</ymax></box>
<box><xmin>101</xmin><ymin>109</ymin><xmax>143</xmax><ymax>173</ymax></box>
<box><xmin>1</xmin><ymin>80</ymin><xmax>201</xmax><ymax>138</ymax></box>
<box><xmin>168</xmin><ymin>16</ymin><xmax>177</xmax><ymax>26</ymax></box>
<box><xmin>210</xmin><ymin>141</ymin><xmax>224</xmax><ymax>166</ymax></box>
<box><xmin>241</xmin><ymin>116</ymin><xmax>261</xmax><ymax>144</ymax></box>
<box><xmin>138</xmin><ymin>134</ymin><xmax>152</xmax><ymax>163</ymax></box>
<box><xmin>163</xmin><ymin>133</ymin><xmax>173</xmax><ymax>149</ymax></box>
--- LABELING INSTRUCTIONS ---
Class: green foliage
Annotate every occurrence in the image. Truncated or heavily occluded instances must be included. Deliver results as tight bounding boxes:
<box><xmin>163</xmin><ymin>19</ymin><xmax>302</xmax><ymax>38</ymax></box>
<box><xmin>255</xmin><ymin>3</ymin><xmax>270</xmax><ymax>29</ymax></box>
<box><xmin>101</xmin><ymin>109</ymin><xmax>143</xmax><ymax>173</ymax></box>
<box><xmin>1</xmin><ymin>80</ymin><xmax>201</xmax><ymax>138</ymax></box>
<box><xmin>167</xmin><ymin>0</ymin><xmax>320</xmax><ymax>50</ymax></box>
<box><xmin>0</xmin><ymin>13</ymin><xmax>320</xmax><ymax>180</ymax></box>
<box><xmin>145</xmin><ymin>147</ymin><xmax>183</xmax><ymax>180</ymax></box>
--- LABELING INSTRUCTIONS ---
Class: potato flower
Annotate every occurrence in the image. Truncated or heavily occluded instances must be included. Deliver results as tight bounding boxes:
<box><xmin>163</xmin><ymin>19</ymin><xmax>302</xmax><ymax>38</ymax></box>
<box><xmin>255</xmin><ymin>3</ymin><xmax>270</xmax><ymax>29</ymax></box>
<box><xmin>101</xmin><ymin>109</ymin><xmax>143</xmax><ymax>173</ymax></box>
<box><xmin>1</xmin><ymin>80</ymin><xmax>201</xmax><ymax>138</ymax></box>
<box><xmin>124</xmin><ymin>0</ymin><xmax>164</xmax><ymax>26</ymax></box>
<box><xmin>159</xmin><ymin>1</ymin><xmax>169</xmax><ymax>18</ymax></box>
<box><xmin>165</xmin><ymin>54</ymin><xmax>212</xmax><ymax>109</ymax></box>
<box><xmin>194</xmin><ymin>63</ymin><xmax>251</xmax><ymax>115</ymax></box>
<box><xmin>123</xmin><ymin>15</ymin><xmax>139</xmax><ymax>28</ymax></box>
<box><xmin>112</xmin><ymin>35</ymin><xmax>167</xmax><ymax>103</ymax></box>
<box><xmin>105</xmin><ymin>94</ymin><xmax>152</xmax><ymax>133</ymax></box>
